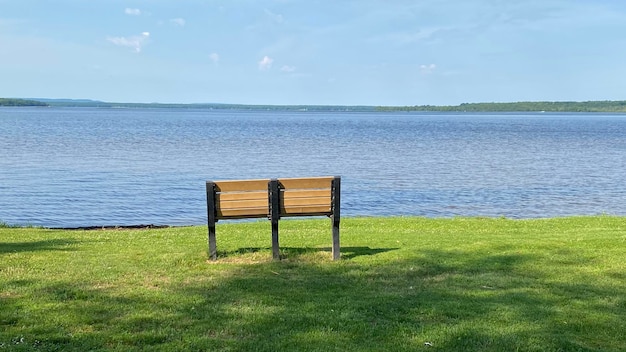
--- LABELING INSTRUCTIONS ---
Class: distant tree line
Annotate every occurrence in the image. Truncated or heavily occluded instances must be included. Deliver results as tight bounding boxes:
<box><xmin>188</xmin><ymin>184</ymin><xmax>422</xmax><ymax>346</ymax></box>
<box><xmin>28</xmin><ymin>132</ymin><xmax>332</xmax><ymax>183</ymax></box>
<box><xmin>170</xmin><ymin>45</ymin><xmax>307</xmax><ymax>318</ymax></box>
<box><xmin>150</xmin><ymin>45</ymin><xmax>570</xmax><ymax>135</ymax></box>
<box><xmin>377</xmin><ymin>101</ymin><xmax>626</xmax><ymax>112</ymax></box>
<box><xmin>0</xmin><ymin>98</ymin><xmax>48</xmax><ymax>107</ymax></box>
<box><xmin>42</xmin><ymin>101</ymin><xmax>375</xmax><ymax>111</ymax></box>
<box><xmin>5</xmin><ymin>97</ymin><xmax>626</xmax><ymax>112</ymax></box>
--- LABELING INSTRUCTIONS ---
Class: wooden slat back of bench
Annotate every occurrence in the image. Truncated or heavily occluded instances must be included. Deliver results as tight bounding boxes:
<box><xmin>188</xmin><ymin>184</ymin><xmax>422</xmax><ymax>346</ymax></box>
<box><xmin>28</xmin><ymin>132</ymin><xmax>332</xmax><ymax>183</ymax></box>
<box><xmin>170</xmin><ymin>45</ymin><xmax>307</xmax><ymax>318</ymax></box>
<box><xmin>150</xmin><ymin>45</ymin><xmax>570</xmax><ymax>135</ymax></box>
<box><xmin>209</xmin><ymin>176</ymin><xmax>337</xmax><ymax>219</ymax></box>
<box><xmin>213</xmin><ymin>179</ymin><xmax>269</xmax><ymax>219</ymax></box>
<box><xmin>278</xmin><ymin>177</ymin><xmax>333</xmax><ymax>216</ymax></box>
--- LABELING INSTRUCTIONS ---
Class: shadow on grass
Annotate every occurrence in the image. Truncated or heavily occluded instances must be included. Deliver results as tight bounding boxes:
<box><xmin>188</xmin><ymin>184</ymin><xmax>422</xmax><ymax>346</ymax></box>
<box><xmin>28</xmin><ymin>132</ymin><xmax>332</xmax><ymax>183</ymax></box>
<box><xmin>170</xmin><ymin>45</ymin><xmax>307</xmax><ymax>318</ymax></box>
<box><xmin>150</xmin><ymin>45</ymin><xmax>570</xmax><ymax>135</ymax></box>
<box><xmin>0</xmin><ymin>239</ymin><xmax>80</xmax><ymax>254</ymax></box>
<box><xmin>222</xmin><ymin>246</ymin><xmax>398</xmax><ymax>260</ymax></box>
<box><xmin>2</xmin><ymin>249</ymin><xmax>625</xmax><ymax>351</ymax></box>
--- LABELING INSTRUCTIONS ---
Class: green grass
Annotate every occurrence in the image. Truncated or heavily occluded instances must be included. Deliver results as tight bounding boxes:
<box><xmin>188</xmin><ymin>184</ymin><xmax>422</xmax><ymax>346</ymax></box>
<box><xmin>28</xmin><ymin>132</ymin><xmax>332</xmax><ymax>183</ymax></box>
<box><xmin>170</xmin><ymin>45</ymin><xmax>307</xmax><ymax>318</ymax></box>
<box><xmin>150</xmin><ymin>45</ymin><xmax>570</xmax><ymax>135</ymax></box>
<box><xmin>1</xmin><ymin>216</ymin><xmax>625</xmax><ymax>351</ymax></box>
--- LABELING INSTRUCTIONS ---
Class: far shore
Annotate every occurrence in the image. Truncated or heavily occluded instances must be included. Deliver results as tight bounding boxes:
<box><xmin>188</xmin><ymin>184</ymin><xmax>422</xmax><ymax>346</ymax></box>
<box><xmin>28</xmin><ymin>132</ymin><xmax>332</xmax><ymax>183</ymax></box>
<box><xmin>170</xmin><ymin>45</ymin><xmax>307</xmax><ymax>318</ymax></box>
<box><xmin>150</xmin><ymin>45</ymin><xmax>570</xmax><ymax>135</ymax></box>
<box><xmin>3</xmin><ymin>97</ymin><xmax>626</xmax><ymax>113</ymax></box>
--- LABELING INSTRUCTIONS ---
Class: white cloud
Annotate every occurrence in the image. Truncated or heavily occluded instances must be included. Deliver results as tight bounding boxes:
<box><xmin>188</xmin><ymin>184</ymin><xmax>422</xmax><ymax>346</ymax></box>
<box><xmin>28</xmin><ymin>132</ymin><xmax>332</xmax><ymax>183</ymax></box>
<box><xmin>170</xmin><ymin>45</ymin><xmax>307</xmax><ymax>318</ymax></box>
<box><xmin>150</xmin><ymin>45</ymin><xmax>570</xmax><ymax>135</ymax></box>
<box><xmin>375</xmin><ymin>26</ymin><xmax>453</xmax><ymax>46</ymax></box>
<box><xmin>170</xmin><ymin>18</ymin><xmax>186</xmax><ymax>27</ymax></box>
<box><xmin>280</xmin><ymin>65</ymin><xmax>296</xmax><ymax>73</ymax></box>
<box><xmin>264</xmin><ymin>9</ymin><xmax>284</xmax><ymax>24</ymax></box>
<box><xmin>209</xmin><ymin>53</ymin><xmax>219</xmax><ymax>64</ymax></box>
<box><xmin>125</xmin><ymin>8</ymin><xmax>141</xmax><ymax>16</ymax></box>
<box><xmin>258</xmin><ymin>56</ymin><xmax>273</xmax><ymax>70</ymax></box>
<box><xmin>107</xmin><ymin>32</ymin><xmax>150</xmax><ymax>53</ymax></box>
<box><xmin>420</xmin><ymin>63</ymin><xmax>437</xmax><ymax>74</ymax></box>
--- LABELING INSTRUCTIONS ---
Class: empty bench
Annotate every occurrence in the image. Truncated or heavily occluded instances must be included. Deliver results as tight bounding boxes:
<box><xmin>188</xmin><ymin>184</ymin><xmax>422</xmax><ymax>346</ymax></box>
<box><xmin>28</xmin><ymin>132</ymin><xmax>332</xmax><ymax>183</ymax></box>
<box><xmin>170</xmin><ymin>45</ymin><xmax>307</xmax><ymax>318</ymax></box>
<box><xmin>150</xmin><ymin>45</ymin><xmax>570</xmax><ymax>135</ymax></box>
<box><xmin>206</xmin><ymin>176</ymin><xmax>340</xmax><ymax>261</ymax></box>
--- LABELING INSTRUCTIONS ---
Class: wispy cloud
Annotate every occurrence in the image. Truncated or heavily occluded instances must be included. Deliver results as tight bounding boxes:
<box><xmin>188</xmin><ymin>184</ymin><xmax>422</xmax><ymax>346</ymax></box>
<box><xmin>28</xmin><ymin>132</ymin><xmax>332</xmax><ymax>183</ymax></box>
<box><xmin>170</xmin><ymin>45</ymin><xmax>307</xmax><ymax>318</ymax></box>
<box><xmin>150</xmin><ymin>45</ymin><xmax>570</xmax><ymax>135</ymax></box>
<box><xmin>420</xmin><ymin>64</ymin><xmax>437</xmax><ymax>74</ymax></box>
<box><xmin>107</xmin><ymin>32</ymin><xmax>150</xmax><ymax>53</ymax></box>
<box><xmin>264</xmin><ymin>9</ymin><xmax>284</xmax><ymax>24</ymax></box>
<box><xmin>209</xmin><ymin>53</ymin><xmax>220</xmax><ymax>64</ymax></box>
<box><xmin>170</xmin><ymin>18</ymin><xmax>186</xmax><ymax>27</ymax></box>
<box><xmin>124</xmin><ymin>8</ymin><xmax>141</xmax><ymax>16</ymax></box>
<box><xmin>258</xmin><ymin>56</ymin><xmax>273</xmax><ymax>70</ymax></box>
<box><xmin>280</xmin><ymin>65</ymin><xmax>296</xmax><ymax>73</ymax></box>
<box><xmin>378</xmin><ymin>26</ymin><xmax>452</xmax><ymax>45</ymax></box>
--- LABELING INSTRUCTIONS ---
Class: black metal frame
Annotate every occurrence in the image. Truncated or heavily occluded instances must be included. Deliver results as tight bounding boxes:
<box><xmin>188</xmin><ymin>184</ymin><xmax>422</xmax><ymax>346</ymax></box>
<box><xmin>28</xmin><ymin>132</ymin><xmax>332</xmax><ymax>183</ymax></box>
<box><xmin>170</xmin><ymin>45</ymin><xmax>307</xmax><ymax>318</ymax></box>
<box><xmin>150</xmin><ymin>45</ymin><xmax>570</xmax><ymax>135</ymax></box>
<box><xmin>206</xmin><ymin>181</ymin><xmax>218</xmax><ymax>260</ymax></box>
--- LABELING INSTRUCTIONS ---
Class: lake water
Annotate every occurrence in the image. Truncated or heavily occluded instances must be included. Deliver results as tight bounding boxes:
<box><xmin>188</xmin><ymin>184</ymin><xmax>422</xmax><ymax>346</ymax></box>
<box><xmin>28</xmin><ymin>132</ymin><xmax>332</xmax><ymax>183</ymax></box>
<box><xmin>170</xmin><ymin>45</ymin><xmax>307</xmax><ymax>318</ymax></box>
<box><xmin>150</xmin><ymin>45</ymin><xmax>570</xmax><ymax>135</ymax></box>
<box><xmin>1</xmin><ymin>107</ymin><xmax>625</xmax><ymax>228</ymax></box>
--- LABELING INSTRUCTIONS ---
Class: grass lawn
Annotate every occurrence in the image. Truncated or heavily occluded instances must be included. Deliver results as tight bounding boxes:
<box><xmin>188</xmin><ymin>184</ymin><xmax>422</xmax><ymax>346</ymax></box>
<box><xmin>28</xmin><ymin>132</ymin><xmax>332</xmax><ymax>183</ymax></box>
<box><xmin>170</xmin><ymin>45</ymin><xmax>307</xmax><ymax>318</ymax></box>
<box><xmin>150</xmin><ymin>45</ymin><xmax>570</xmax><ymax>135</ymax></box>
<box><xmin>1</xmin><ymin>216</ymin><xmax>625</xmax><ymax>351</ymax></box>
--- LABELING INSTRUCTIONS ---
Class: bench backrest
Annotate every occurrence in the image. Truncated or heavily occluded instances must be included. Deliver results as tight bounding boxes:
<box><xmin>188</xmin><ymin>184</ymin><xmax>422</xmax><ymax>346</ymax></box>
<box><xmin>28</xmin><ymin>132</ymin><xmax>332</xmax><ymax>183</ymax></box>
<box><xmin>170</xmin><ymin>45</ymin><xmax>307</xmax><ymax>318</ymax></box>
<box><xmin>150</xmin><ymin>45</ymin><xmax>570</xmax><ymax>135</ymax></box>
<box><xmin>208</xmin><ymin>176</ymin><xmax>338</xmax><ymax>220</ymax></box>
<box><xmin>212</xmin><ymin>179</ymin><xmax>269</xmax><ymax>220</ymax></box>
<box><xmin>276</xmin><ymin>176</ymin><xmax>334</xmax><ymax>217</ymax></box>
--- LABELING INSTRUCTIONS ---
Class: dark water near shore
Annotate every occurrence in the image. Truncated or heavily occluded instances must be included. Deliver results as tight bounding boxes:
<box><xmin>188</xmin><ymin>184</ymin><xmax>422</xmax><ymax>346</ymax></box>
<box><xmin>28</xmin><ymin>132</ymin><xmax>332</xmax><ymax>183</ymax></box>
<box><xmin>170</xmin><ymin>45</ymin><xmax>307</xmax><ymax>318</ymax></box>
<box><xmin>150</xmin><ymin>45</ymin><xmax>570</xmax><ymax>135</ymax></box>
<box><xmin>1</xmin><ymin>107</ymin><xmax>625</xmax><ymax>227</ymax></box>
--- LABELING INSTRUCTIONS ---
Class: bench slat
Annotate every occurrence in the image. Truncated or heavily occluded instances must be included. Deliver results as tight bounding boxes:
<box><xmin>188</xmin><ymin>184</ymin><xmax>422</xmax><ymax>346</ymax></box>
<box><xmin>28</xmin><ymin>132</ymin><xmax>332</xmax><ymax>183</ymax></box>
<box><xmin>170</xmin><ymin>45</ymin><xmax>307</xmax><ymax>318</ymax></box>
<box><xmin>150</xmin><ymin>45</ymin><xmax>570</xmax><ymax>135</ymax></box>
<box><xmin>281</xmin><ymin>189</ymin><xmax>330</xmax><ymax>199</ymax></box>
<box><xmin>282</xmin><ymin>196</ymin><xmax>331</xmax><ymax>207</ymax></box>
<box><xmin>218</xmin><ymin>198</ymin><xmax>268</xmax><ymax>211</ymax></box>
<box><xmin>217</xmin><ymin>191</ymin><xmax>268</xmax><ymax>202</ymax></box>
<box><xmin>281</xmin><ymin>205</ymin><xmax>332</xmax><ymax>216</ymax></box>
<box><xmin>214</xmin><ymin>179</ymin><xmax>269</xmax><ymax>192</ymax></box>
<box><xmin>218</xmin><ymin>207</ymin><xmax>268</xmax><ymax>218</ymax></box>
<box><xmin>278</xmin><ymin>177</ymin><xmax>333</xmax><ymax>190</ymax></box>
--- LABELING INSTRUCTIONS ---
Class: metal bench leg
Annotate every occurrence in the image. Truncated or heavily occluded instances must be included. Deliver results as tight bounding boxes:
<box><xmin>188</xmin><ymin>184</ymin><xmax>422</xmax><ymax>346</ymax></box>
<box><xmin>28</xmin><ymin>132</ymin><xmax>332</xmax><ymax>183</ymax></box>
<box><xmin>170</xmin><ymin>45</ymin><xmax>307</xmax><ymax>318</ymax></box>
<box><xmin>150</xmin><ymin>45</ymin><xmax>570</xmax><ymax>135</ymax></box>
<box><xmin>269</xmin><ymin>179</ymin><xmax>281</xmax><ymax>260</ymax></box>
<box><xmin>208</xmin><ymin>223</ymin><xmax>217</xmax><ymax>261</ymax></box>
<box><xmin>271</xmin><ymin>219</ymin><xmax>280</xmax><ymax>260</ymax></box>
<box><xmin>332</xmin><ymin>215</ymin><xmax>340</xmax><ymax>260</ymax></box>
<box><xmin>206</xmin><ymin>182</ymin><xmax>218</xmax><ymax>261</ymax></box>
<box><xmin>331</xmin><ymin>176</ymin><xmax>341</xmax><ymax>260</ymax></box>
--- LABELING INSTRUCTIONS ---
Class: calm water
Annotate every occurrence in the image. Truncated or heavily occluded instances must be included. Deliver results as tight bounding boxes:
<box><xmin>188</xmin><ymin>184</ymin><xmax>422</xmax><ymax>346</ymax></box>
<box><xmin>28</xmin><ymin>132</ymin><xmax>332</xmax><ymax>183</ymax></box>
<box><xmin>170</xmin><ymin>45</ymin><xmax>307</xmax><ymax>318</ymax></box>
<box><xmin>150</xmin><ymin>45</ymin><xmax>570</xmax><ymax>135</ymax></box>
<box><xmin>1</xmin><ymin>107</ymin><xmax>625</xmax><ymax>227</ymax></box>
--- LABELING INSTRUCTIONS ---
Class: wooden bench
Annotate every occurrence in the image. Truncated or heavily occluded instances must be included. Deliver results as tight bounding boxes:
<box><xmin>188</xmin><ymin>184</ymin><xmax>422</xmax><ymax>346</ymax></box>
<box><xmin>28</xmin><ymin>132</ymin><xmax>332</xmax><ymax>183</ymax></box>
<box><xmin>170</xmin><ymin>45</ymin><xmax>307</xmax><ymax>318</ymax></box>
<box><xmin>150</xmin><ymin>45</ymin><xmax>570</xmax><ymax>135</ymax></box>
<box><xmin>206</xmin><ymin>176</ymin><xmax>341</xmax><ymax>261</ymax></box>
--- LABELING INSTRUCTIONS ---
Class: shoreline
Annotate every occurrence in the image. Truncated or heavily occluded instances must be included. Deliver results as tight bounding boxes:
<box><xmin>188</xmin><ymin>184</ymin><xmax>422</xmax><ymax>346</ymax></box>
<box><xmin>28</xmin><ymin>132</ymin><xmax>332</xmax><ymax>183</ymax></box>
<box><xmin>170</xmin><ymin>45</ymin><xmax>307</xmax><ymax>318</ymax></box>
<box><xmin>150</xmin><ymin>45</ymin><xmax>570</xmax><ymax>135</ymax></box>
<box><xmin>50</xmin><ymin>224</ymin><xmax>173</xmax><ymax>231</ymax></box>
<box><xmin>4</xmin><ymin>214</ymin><xmax>624</xmax><ymax>231</ymax></box>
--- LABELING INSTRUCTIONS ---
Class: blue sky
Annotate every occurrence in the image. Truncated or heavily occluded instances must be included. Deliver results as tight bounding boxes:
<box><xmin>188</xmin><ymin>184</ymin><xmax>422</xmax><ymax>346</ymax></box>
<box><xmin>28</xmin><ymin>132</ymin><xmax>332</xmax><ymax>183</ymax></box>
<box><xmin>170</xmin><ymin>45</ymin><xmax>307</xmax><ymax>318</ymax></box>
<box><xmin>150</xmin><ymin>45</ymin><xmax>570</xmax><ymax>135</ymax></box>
<box><xmin>1</xmin><ymin>0</ymin><xmax>626</xmax><ymax>106</ymax></box>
